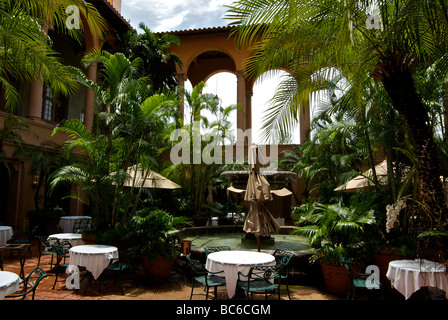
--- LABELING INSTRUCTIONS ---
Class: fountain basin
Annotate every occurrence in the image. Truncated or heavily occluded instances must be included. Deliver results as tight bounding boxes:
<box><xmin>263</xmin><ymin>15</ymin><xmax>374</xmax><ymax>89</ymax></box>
<box><xmin>172</xmin><ymin>225</ymin><xmax>322</xmax><ymax>286</ymax></box>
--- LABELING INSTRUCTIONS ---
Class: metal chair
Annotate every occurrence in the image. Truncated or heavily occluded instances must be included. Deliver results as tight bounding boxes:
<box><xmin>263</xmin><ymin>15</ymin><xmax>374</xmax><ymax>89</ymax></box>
<box><xmin>185</xmin><ymin>254</ymin><xmax>226</xmax><ymax>300</ymax></box>
<box><xmin>103</xmin><ymin>247</ymin><xmax>138</xmax><ymax>295</ymax></box>
<box><xmin>36</xmin><ymin>236</ymin><xmax>57</xmax><ymax>269</ymax></box>
<box><xmin>51</xmin><ymin>240</ymin><xmax>72</xmax><ymax>289</ymax></box>
<box><xmin>5</xmin><ymin>267</ymin><xmax>47</xmax><ymax>300</ymax></box>
<box><xmin>237</xmin><ymin>264</ymin><xmax>283</xmax><ymax>300</ymax></box>
<box><xmin>72</xmin><ymin>218</ymin><xmax>91</xmax><ymax>233</ymax></box>
<box><xmin>340</xmin><ymin>256</ymin><xmax>382</xmax><ymax>300</ymax></box>
<box><xmin>272</xmin><ymin>249</ymin><xmax>294</xmax><ymax>299</ymax></box>
<box><xmin>9</xmin><ymin>225</ymin><xmax>37</xmax><ymax>258</ymax></box>
<box><xmin>204</xmin><ymin>246</ymin><xmax>231</xmax><ymax>256</ymax></box>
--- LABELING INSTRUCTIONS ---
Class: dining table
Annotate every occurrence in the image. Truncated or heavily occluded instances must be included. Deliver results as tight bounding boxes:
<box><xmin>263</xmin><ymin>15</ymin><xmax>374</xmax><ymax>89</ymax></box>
<box><xmin>205</xmin><ymin>250</ymin><xmax>276</xmax><ymax>299</ymax></box>
<box><xmin>68</xmin><ymin>244</ymin><xmax>119</xmax><ymax>282</ymax></box>
<box><xmin>58</xmin><ymin>216</ymin><xmax>91</xmax><ymax>233</ymax></box>
<box><xmin>0</xmin><ymin>271</ymin><xmax>20</xmax><ymax>300</ymax></box>
<box><xmin>48</xmin><ymin>233</ymin><xmax>84</xmax><ymax>247</ymax></box>
<box><xmin>0</xmin><ymin>226</ymin><xmax>13</xmax><ymax>247</ymax></box>
<box><xmin>386</xmin><ymin>259</ymin><xmax>448</xmax><ymax>300</ymax></box>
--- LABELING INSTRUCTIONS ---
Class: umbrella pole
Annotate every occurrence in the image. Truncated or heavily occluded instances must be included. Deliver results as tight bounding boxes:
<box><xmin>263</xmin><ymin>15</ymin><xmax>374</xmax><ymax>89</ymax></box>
<box><xmin>257</xmin><ymin>236</ymin><xmax>260</xmax><ymax>252</ymax></box>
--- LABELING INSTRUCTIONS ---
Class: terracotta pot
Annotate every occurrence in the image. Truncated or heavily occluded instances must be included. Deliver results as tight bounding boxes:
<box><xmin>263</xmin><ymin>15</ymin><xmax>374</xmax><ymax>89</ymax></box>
<box><xmin>82</xmin><ymin>234</ymin><xmax>96</xmax><ymax>245</ymax></box>
<box><xmin>141</xmin><ymin>255</ymin><xmax>176</xmax><ymax>284</ymax></box>
<box><xmin>319</xmin><ymin>262</ymin><xmax>352</xmax><ymax>296</ymax></box>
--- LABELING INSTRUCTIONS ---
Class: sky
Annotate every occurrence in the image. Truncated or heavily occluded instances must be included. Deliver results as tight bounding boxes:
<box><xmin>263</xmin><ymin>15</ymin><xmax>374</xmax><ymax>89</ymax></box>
<box><xmin>120</xmin><ymin>0</ymin><xmax>300</xmax><ymax>144</ymax></box>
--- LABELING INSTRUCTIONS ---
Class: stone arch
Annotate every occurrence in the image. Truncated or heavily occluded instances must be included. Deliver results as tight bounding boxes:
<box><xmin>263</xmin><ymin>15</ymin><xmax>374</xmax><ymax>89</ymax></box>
<box><xmin>168</xmin><ymin>26</ymin><xmax>309</xmax><ymax>145</ymax></box>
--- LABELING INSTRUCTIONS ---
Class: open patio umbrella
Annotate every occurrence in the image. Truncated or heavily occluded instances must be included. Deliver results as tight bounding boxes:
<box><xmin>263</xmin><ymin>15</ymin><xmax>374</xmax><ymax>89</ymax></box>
<box><xmin>123</xmin><ymin>165</ymin><xmax>181</xmax><ymax>189</ymax></box>
<box><xmin>334</xmin><ymin>160</ymin><xmax>389</xmax><ymax>192</ymax></box>
<box><xmin>243</xmin><ymin>144</ymin><xmax>280</xmax><ymax>251</ymax></box>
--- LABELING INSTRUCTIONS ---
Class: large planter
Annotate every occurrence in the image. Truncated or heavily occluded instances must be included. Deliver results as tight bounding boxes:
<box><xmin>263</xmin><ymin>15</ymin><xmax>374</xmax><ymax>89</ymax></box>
<box><xmin>319</xmin><ymin>262</ymin><xmax>352</xmax><ymax>296</ymax></box>
<box><xmin>140</xmin><ymin>255</ymin><xmax>176</xmax><ymax>284</ymax></box>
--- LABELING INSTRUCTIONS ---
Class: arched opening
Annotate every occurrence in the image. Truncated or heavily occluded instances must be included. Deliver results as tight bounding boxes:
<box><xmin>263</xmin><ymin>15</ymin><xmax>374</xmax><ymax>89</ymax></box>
<box><xmin>203</xmin><ymin>72</ymin><xmax>237</xmax><ymax>143</ymax></box>
<box><xmin>252</xmin><ymin>70</ymin><xmax>300</xmax><ymax>145</ymax></box>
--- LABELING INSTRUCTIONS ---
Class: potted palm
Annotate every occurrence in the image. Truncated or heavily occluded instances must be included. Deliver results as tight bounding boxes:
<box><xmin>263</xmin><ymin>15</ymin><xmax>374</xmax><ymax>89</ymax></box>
<box><xmin>293</xmin><ymin>200</ymin><xmax>376</xmax><ymax>296</ymax></box>
<box><xmin>129</xmin><ymin>208</ymin><xmax>191</xmax><ymax>284</ymax></box>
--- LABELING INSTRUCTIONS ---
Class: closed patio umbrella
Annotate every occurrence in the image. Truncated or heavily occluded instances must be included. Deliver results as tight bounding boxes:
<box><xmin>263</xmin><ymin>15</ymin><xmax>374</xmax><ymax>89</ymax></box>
<box><xmin>243</xmin><ymin>144</ymin><xmax>280</xmax><ymax>251</ymax></box>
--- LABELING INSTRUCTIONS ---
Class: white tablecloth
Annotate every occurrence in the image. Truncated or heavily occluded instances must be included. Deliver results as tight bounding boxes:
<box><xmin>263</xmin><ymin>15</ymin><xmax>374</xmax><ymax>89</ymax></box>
<box><xmin>68</xmin><ymin>245</ymin><xmax>118</xmax><ymax>280</ymax></box>
<box><xmin>206</xmin><ymin>250</ymin><xmax>276</xmax><ymax>298</ymax></box>
<box><xmin>48</xmin><ymin>233</ymin><xmax>84</xmax><ymax>247</ymax></box>
<box><xmin>386</xmin><ymin>259</ymin><xmax>448</xmax><ymax>299</ymax></box>
<box><xmin>59</xmin><ymin>216</ymin><xmax>91</xmax><ymax>233</ymax></box>
<box><xmin>0</xmin><ymin>271</ymin><xmax>20</xmax><ymax>300</ymax></box>
<box><xmin>0</xmin><ymin>226</ymin><xmax>13</xmax><ymax>247</ymax></box>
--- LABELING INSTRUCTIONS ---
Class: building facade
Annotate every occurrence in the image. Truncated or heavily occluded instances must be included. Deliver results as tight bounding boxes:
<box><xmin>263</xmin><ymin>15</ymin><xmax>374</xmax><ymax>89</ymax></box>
<box><xmin>0</xmin><ymin>0</ymin><xmax>131</xmax><ymax>233</ymax></box>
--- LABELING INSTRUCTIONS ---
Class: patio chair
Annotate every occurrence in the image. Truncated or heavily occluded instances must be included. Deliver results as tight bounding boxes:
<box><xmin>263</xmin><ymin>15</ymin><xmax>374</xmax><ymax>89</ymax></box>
<box><xmin>272</xmin><ymin>249</ymin><xmax>295</xmax><ymax>299</ymax></box>
<box><xmin>204</xmin><ymin>246</ymin><xmax>231</xmax><ymax>256</ymax></box>
<box><xmin>5</xmin><ymin>266</ymin><xmax>47</xmax><ymax>300</ymax></box>
<box><xmin>102</xmin><ymin>247</ymin><xmax>138</xmax><ymax>295</ymax></box>
<box><xmin>73</xmin><ymin>218</ymin><xmax>91</xmax><ymax>233</ymax></box>
<box><xmin>9</xmin><ymin>225</ymin><xmax>38</xmax><ymax>258</ymax></box>
<box><xmin>237</xmin><ymin>264</ymin><xmax>283</xmax><ymax>300</ymax></box>
<box><xmin>36</xmin><ymin>236</ymin><xmax>57</xmax><ymax>269</ymax></box>
<box><xmin>185</xmin><ymin>254</ymin><xmax>226</xmax><ymax>300</ymax></box>
<box><xmin>340</xmin><ymin>256</ymin><xmax>382</xmax><ymax>300</ymax></box>
<box><xmin>51</xmin><ymin>240</ymin><xmax>72</xmax><ymax>289</ymax></box>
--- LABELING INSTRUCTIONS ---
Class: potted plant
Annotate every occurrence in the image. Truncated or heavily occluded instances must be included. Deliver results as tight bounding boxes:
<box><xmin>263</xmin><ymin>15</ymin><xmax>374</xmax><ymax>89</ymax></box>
<box><xmin>293</xmin><ymin>200</ymin><xmax>376</xmax><ymax>296</ymax></box>
<box><xmin>128</xmin><ymin>207</ymin><xmax>191</xmax><ymax>284</ymax></box>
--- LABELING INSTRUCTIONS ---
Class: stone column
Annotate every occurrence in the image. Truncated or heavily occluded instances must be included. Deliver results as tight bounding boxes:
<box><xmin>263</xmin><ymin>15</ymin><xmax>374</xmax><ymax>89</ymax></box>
<box><xmin>26</xmin><ymin>79</ymin><xmax>44</xmax><ymax>122</ymax></box>
<box><xmin>83</xmin><ymin>61</ymin><xmax>97</xmax><ymax>130</ymax></box>
<box><xmin>236</xmin><ymin>70</ymin><xmax>248</xmax><ymax>144</ymax></box>
<box><xmin>176</xmin><ymin>73</ymin><xmax>188</xmax><ymax>122</ymax></box>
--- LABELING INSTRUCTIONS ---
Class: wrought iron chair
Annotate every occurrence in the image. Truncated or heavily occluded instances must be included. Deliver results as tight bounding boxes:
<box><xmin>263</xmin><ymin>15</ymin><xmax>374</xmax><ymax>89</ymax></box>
<box><xmin>185</xmin><ymin>254</ymin><xmax>226</xmax><ymax>300</ymax></box>
<box><xmin>5</xmin><ymin>267</ymin><xmax>47</xmax><ymax>300</ymax></box>
<box><xmin>272</xmin><ymin>249</ymin><xmax>294</xmax><ymax>299</ymax></box>
<box><xmin>237</xmin><ymin>264</ymin><xmax>283</xmax><ymax>300</ymax></box>
<box><xmin>9</xmin><ymin>225</ymin><xmax>37</xmax><ymax>258</ymax></box>
<box><xmin>72</xmin><ymin>218</ymin><xmax>91</xmax><ymax>233</ymax></box>
<box><xmin>204</xmin><ymin>246</ymin><xmax>231</xmax><ymax>256</ymax></box>
<box><xmin>51</xmin><ymin>240</ymin><xmax>72</xmax><ymax>289</ymax></box>
<box><xmin>340</xmin><ymin>256</ymin><xmax>382</xmax><ymax>300</ymax></box>
<box><xmin>103</xmin><ymin>247</ymin><xmax>138</xmax><ymax>295</ymax></box>
<box><xmin>36</xmin><ymin>236</ymin><xmax>57</xmax><ymax>269</ymax></box>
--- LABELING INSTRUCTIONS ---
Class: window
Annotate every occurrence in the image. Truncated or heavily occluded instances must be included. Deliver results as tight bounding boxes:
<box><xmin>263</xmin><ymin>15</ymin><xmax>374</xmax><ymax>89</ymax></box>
<box><xmin>41</xmin><ymin>86</ymin><xmax>67</xmax><ymax>123</ymax></box>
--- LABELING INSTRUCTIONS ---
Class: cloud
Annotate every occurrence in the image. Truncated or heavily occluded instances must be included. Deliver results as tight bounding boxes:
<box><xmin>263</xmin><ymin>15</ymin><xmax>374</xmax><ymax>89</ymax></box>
<box><xmin>121</xmin><ymin>0</ymin><xmax>234</xmax><ymax>33</ymax></box>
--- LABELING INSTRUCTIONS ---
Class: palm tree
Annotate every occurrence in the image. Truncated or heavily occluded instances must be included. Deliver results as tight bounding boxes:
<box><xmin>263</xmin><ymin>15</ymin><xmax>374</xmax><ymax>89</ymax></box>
<box><xmin>226</xmin><ymin>0</ymin><xmax>448</xmax><ymax>250</ymax></box>
<box><xmin>116</xmin><ymin>23</ymin><xmax>183</xmax><ymax>92</ymax></box>
<box><xmin>0</xmin><ymin>0</ymin><xmax>107</xmax><ymax>110</ymax></box>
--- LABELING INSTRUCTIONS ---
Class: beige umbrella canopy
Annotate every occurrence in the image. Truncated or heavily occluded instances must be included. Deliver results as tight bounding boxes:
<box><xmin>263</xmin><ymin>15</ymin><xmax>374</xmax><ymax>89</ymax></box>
<box><xmin>123</xmin><ymin>165</ymin><xmax>181</xmax><ymax>189</ymax></box>
<box><xmin>334</xmin><ymin>160</ymin><xmax>389</xmax><ymax>192</ymax></box>
<box><xmin>243</xmin><ymin>145</ymin><xmax>280</xmax><ymax>249</ymax></box>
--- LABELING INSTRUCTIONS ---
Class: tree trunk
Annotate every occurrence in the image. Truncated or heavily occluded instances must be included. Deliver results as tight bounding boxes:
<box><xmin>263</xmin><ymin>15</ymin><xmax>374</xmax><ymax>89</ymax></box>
<box><xmin>381</xmin><ymin>65</ymin><xmax>444</xmax><ymax>209</ymax></box>
<box><xmin>379</xmin><ymin>57</ymin><xmax>447</xmax><ymax>257</ymax></box>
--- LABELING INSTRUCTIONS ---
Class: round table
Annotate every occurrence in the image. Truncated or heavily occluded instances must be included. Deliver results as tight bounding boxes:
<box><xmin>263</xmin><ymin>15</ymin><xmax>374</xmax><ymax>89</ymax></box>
<box><xmin>206</xmin><ymin>250</ymin><xmax>276</xmax><ymax>298</ymax></box>
<box><xmin>0</xmin><ymin>226</ymin><xmax>13</xmax><ymax>247</ymax></box>
<box><xmin>68</xmin><ymin>245</ymin><xmax>119</xmax><ymax>280</ymax></box>
<box><xmin>59</xmin><ymin>216</ymin><xmax>91</xmax><ymax>233</ymax></box>
<box><xmin>0</xmin><ymin>271</ymin><xmax>20</xmax><ymax>300</ymax></box>
<box><xmin>386</xmin><ymin>259</ymin><xmax>448</xmax><ymax>299</ymax></box>
<box><xmin>48</xmin><ymin>233</ymin><xmax>84</xmax><ymax>247</ymax></box>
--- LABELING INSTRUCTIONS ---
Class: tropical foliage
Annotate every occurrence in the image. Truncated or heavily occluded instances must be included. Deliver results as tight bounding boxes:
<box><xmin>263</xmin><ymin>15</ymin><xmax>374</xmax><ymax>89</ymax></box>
<box><xmin>115</xmin><ymin>23</ymin><xmax>183</xmax><ymax>92</ymax></box>
<box><xmin>0</xmin><ymin>0</ymin><xmax>106</xmax><ymax>110</ymax></box>
<box><xmin>227</xmin><ymin>0</ymin><xmax>448</xmax><ymax>261</ymax></box>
